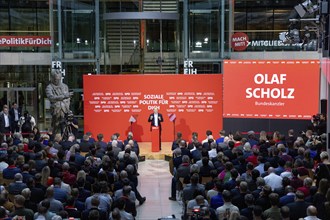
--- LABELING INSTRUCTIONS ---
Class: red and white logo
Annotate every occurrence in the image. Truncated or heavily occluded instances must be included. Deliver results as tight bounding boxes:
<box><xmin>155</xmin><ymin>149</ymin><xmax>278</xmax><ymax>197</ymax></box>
<box><xmin>231</xmin><ymin>32</ymin><xmax>249</xmax><ymax>51</ymax></box>
<box><xmin>0</xmin><ymin>36</ymin><xmax>52</xmax><ymax>47</ymax></box>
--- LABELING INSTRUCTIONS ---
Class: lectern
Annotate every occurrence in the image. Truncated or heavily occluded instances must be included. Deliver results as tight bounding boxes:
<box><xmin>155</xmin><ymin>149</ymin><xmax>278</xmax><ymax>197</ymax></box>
<box><xmin>151</xmin><ymin>126</ymin><xmax>160</xmax><ymax>152</ymax></box>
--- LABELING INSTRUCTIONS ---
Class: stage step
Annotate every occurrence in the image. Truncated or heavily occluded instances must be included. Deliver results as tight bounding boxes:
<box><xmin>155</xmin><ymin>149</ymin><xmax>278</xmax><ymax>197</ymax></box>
<box><xmin>139</xmin><ymin>142</ymin><xmax>172</xmax><ymax>160</ymax></box>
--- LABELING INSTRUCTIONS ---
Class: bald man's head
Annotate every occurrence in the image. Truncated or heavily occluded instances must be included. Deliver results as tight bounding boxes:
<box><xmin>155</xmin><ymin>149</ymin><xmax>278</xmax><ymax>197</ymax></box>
<box><xmin>306</xmin><ymin>205</ymin><xmax>318</xmax><ymax>216</ymax></box>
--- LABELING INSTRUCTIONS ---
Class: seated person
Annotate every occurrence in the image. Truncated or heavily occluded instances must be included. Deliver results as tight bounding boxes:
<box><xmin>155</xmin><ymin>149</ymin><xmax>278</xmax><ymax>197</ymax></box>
<box><xmin>186</xmin><ymin>195</ymin><xmax>209</xmax><ymax>216</ymax></box>
<box><xmin>124</xmin><ymin>132</ymin><xmax>140</xmax><ymax>157</ymax></box>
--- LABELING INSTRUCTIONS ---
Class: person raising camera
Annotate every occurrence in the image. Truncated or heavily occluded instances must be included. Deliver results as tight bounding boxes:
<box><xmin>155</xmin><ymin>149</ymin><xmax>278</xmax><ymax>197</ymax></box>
<box><xmin>311</xmin><ymin>113</ymin><xmax>326</xmax><ymax>135</ymax></box>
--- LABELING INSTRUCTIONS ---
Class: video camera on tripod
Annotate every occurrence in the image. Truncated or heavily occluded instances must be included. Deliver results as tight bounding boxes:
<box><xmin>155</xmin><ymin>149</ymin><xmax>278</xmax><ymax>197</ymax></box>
<box><xmin>61</xmin><ymin>110</ymin><xmax>75</xmax><ymax>140</ymax></box>
<box><xmin>65</xmin><ymin>111</ymin><xmax>74</xmax><ymax>125</ymax></box>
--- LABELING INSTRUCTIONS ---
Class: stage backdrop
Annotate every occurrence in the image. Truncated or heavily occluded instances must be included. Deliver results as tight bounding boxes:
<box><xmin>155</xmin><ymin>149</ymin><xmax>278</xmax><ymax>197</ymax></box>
<box><xmin>223</xmin><ymin>60</ymin><xmax>320</xmax><ymax>120</ymax></box>
<box><xmin>83</xmin><ymin>74</ymin><xmax>223</xmax><ymax>142</ymax></box>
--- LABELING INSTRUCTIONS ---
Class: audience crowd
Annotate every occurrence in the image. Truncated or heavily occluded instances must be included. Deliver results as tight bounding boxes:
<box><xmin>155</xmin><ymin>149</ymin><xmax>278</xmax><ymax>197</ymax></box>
<box><xmin>169</xmin><ymin>129</ymin><xmax>330</xmax><ymax>220</ymax></box>
<box><xmin>0</xmin><ymin>125</ymin><xmax>145</xmax><ymax>220</ymax></box>
<box><xmin>0</xmin><ymin>103</ymin><xmax>330</xmax><ymax>220</ymax></box>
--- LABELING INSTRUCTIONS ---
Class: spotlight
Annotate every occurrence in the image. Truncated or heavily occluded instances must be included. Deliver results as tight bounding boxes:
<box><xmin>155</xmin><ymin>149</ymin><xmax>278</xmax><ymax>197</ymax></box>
<box><xmin>294</xmin><ymin>0</ymin><xmax>319</xmax><ymax>18</ymax></box>
<box><xmin>195</xmin><ymin>41</ymin><xmax>202</xmax><ymax>48</ymax></box>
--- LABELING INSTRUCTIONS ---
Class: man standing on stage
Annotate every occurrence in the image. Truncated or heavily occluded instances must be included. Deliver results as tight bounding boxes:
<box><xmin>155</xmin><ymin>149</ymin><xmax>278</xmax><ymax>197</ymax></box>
<box><xmin>148</xmin><ymin>107</ymin><xmax>164</xmax><ymax>149</ymax></box>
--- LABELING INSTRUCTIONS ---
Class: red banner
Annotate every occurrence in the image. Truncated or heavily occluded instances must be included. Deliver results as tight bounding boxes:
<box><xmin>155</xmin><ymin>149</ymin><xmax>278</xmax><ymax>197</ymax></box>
<box><xmin>83</xmin><ymin>74</ymin><xmax>223</xmax><ymax>142</ymax></box>
<box><xmin>0</xmin><ymin>36</ymin><xmax>51</xmax><ymax>47</ymax></box>
<box><xmin>223</xmin><ymin>60</ymin><xmax>320</xmax><ymax>120</ymax></box>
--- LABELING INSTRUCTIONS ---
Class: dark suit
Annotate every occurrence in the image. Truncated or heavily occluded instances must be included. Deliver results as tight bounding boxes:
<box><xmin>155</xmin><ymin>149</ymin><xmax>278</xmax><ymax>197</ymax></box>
<box><xmin>0</xmin><ymin>113</ymin><xmax>11</xmax><ymax>134</ymax></box>
<box><xmin>148</xmin><ymin>113</ymin><xmax>164</xmax><ymax>130</ymax></box>
<box><xmin>286</xmin><ymin>200</ymin><xmax>311</xmax><ymax>220</ymax></box>
<box><xmin>79</xmin><ymin>140</ymin><xmax>92</xmax><ymax>152</ymax></box>
<box><xmin>9</xmin><ymin>107</ymin><xmax>21</xmax><ymax>133</ymax></box>
<box><xmin>148</xmin><ymin>112</ymin><xmax>164</xmax><ymax>149</ymax></box>
<box><xmin>279</xmin><ymin>194</ymin><xmax>295</xmax><ymax>206</ymax></box>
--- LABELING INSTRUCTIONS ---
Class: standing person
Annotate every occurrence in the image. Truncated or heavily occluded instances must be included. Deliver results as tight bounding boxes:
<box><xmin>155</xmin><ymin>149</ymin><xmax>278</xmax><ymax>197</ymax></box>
<box><xmin>216</xmin><ymin>130</ymin><xmax>226</xmax><ymax>144</ymax></box>
<box><xmin>46</xmin><ymin>69</ymin><xmax>73</xmax><ymax>134</ymax></box>
<box><xmin>148</xmin><ymin>107</ymin><xmax>163</xmax><ymax>150</ymax></box>
<box><xmin>20</xmin><ymin>111</ymin><xmax>35</xmax><ymax>137</ymax></box>
<box><xmin>314</xmin><ymin>151</ymin><xmax>330</xmax><ymax>187</ymax></box>
<box><xmin>0</xmin><ymin>105</ymin><xmax>11</xmax><ymax>136</ymax></box>
<box><xmin>33</xmin><ymin>126</ymin><xmax>41</xmax><ymax>142</ymax></box>
<box><xmin>9</xmin><ymin>102</ymin><xmax>21</xmax><ymax>133</ymax></box>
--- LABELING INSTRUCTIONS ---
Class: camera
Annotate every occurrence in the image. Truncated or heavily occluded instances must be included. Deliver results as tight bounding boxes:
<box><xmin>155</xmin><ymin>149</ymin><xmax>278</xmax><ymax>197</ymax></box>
<box><xmin>65</xmin><ymin>111</ymin><xmax>74</xmax><ymax>124</ymax></box>
<box><xmin>191</xmin><ymin>206</ymin><xmax>209</xmax><ymax>219</ymax></box>
<box><xmin>311</xmin><ymin>134</ymin><xmax>320</xmax><ymax>140</ymax></box>
<box><xmin>312</xmin><ymin>114</ymin><xmax>320</xmax><ymax>123</ymax></box>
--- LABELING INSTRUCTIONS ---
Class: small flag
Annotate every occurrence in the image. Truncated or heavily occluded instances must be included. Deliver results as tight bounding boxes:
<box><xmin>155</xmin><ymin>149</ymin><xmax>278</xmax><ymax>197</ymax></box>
<box><xmin>168</xmin><ymin>113</ymin><xmax>176</xmax><ymax>122</ymax></box>
<box><xmin>129</xmin><ymin>115</ymin><xmax>136</xmax><ymax>123</ymax></box>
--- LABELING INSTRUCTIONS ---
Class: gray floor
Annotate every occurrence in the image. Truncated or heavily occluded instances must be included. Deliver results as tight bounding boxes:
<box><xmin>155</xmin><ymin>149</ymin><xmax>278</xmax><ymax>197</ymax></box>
<box><xmin>136</xmin><ymin>160</ymin><xmax>182</xmax><ymax>220</ymax></box>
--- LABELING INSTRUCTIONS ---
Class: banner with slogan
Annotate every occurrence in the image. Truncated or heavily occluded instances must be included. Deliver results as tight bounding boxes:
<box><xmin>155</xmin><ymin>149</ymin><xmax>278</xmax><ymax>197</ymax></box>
<box><xmin>0</xmin><ymin>36</ymin><xmax>51</xmax><ymax>47</ymax></box>
<box><xmin>223</xmin><ymin>60</ymin><xmax>320</xmax><ymax>120</ymax></box>
<box><xmin>83</xmin><ymin>74</ymin><xmax>223</xmax><ymax>142</ymax></box>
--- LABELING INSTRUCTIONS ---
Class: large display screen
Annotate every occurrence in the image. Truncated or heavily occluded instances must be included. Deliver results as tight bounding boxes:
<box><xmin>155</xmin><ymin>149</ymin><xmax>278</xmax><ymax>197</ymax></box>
<box><xmin>223</xmin><ymin>60</ymin><xmax>319</xmax><ymax>120</ymax></box>
<box><xmin>84</xmin><ymin>74</ymin><xmax>223</xmax><ymax>142</ymax></box>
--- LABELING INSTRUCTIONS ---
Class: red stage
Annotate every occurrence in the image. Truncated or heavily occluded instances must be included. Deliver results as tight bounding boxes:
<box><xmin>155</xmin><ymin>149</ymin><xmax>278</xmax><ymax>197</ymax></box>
<box><xmin>83</xmin><ymin>74</ymin><xmax>223</xmax><ymax>142</ymax></box>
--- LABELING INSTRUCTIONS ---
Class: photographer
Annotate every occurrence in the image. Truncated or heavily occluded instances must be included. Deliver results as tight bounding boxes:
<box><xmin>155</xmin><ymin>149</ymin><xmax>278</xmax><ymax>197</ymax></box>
<box><xmin>186</xmin><ymin>194</ymin><xmax>214</xmax><ymax>220</ymax></box>
<box><xmin>61</xmin><ymin>111</ymin><xmax>78</xmax><ymax>141</ymax></box>
<box><xmin>312</xmin><ymin>113</ymin><xmax>326</xmax><ymax>135</ymax></box>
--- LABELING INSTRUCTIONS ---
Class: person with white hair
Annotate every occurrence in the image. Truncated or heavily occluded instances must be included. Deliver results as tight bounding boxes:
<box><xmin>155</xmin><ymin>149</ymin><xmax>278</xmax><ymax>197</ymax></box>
<box><xmin>111</xmin><ymin>140</ymin><xmax>122</xmax><ymax>157</ymax></box>
<box><xmin>117</xmin><ymin>144</ymin><xmax>138</xmax><ymax>165</ymax></box>
<box><xmin>314</xmin><ymin>151</ymin><xmax>330</xmax><ymax>187</ymax></box>
<box><xmin>8</xmin><ymin>173</ymin><xmax>27</xmax><ymax>195</ymax></box>
<box><xmin>128</xmin><ymin>139</ymin><xmax>140</xmax><ymax>157</ymax></box>
<box><xmin>297</xmin><ymin>177</ymin><xmax>313</xmax><ymax>197</ymax></box>
<box><xmin>243</xmin><ymin>142</ymin><xmax>252</xmax><ymax>159</ymax></box>
<box><xmin>21</xmin><ymin>188</ymin><xmax>37</xmax><ymax>212</ymax></box>
<box><xmin>208</xmin><ymin>142</ymin><xmax>217</xmax><ymax>159</ymax></box>
<box><xmin>124</xmin><ymin>132</ymin><xmax>140</xmax><ymax>156</ymax></box>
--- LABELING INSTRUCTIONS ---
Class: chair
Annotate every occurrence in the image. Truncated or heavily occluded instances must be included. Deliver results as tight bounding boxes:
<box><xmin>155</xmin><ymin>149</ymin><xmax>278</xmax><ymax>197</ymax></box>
<box><xmin>179</xmin><ymin>177</ymin><xmax>187</xmax><ymax>190</ymax></box>
<box><xmin>308</xmin><ymin>169</ymin><xmax>314</xmax><ymax>178</ymax></box>
<box><xmin>0</xmin><ymin>172</ymin><xmax>3</xmax><ymax>185</ymax></box>
<box><xmin>201</xmin><ymin>176</ymin><xmax>212</xmax><ymax>185</ymax></box>
<box><xmin>8</xmin><ymin>193</ymin><xmax>15</xmax><ymax>203</ymax></box>
<box><xmin>2</xmin><ymin>178</ymin><xmax>14</xmax><ymax>189</ymax></box>
<box><xmin>177</xmin><ymin>177</ymin><xmax>187</xmax><ymax>201</ymax></box>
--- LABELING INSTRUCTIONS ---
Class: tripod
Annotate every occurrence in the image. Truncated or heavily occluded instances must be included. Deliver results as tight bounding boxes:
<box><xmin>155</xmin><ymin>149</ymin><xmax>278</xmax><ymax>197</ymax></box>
<box><xmin>62</xmin><ymin>122</ymin><xmax>73</xmax><ymax>141</ymax></box>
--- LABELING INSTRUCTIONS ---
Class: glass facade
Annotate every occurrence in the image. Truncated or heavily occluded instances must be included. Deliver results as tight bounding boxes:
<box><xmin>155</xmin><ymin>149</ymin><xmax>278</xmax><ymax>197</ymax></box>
<box><xmin>54</xmin><ymin>1</ymin><xmax>96</xmax><ymax>57</ymax></box>
<box><xmin>0</xmin><ymin>1</ymin><xmax>50</xmax><ymax>52</ymax></box>
<box><xmin>234</xmin><ymin>0</ymin><xmax>318</xmax><ymax>51</ymax></box>
<box><xmin>0</xmin><ymin>0</ymin><xmax>318</xmax><ymax>129</ymax></box>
